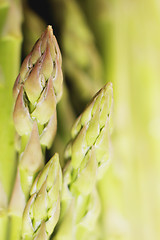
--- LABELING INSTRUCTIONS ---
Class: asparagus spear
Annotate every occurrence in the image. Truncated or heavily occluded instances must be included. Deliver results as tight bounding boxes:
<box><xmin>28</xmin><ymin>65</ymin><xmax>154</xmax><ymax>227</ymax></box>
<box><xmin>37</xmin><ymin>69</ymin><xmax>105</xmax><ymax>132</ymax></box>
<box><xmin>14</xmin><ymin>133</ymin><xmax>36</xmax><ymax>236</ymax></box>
<box><xmin>79</xmin><ymin>1</ymin><xmax>160</xmax><ymax>239</ymax></box>
<box><xmin>0</xmin><ymin>0</ymin><xmax>22</xmax><ymax>202</ymax></box>
<box><xmin>10</xmin><ymin>24</ymin><xmax>63</xmax><ymax>209</ymax></box>
<box><xmin>13</xmin><ymin>25</ymin><xmax>63</xmax><ymax>145</ymax></box>
<box><xmin>9</xmin><ymin>25</ymin><xmax>63</xmax><ymax>240</ymax></box>
<box><xmin>77</xmin><ymin>0</ymin><xmax>109</xmax><ymax>80</ymax></box>
<box><xmin>21</xmin><ymin>153</ymin><xmax>62</xmax><ymax>240</ymax></box>
<box><xmin>22</xmin><ymin>0</ymin><xmax>46</xmax><ymax>57</ymax></box>
<box><xmin>65</xmin><ymin>82</ymin><xmax>113</xmax><ymax>177</ymax></box>
<box><xmin>0</xmin><ymin>0</ymin><xmax>22</xmax><ymax>239</ymax></box>
<box><xmin>54</xmin><ymin>82</ymin><xmax>113</xmax><ymax>239</ymax></box>
<box><xmin>48</xmin><ymin>0</ymin><xmax>104</xmax><ymax>113</ymax></box>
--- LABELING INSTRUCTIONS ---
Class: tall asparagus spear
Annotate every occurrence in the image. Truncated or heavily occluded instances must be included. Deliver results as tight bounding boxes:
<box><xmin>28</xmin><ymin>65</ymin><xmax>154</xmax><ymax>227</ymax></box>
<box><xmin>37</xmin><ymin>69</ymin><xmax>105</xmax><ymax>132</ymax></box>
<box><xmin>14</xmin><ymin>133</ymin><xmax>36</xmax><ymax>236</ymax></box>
<box><xmin>9</xmin><ymin>25</ymin><xmax>63</xmax><ymax>240</ymax></box>
<box><xmin>79</xmin><ymin>1</ymin><xmax>160</xmax><ymax>239</ymax></box>
<box><xmin>54</xmin><ymin>82</ymin><xmax>113</xmax><ymax>240</ymax></box>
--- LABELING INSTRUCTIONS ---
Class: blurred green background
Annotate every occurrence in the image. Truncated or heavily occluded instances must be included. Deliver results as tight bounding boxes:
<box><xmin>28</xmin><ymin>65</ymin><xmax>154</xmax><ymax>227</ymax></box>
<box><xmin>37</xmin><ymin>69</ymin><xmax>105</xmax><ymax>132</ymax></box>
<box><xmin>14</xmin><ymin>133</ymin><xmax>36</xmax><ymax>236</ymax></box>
<box><xmin>0</xmin><ymin>0</ymin><xmax>160</xmax><ymax>239</ymax></box>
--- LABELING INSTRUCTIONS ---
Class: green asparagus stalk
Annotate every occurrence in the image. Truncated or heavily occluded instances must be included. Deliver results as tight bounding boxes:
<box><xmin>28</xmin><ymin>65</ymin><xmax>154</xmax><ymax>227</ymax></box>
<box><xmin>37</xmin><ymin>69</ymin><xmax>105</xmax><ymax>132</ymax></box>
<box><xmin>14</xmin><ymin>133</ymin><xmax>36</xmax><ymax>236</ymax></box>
<box><xmin>0</xmin><ymin>181</ymin><xmax>8</xmax><ymax>240</ymax></box>
<box><xmin>21</xmin><ymin>153</ymin><xmax>62</xmax><ymax>240</ymax></box>
<box><xmin>77</xmin><ymin>0</ymin><xmax>110</xmax><ymax>81</ymax></box>
<box><xmin>54</xmin><ymin>82</ymin><xmax>113</xmax><ymax>239</ymax></box>
<box><xmin>63</xmin><ymin>0</ymin><xmax>104</xmax><ymax>111</ymax></box>
<box><xmin>0</xmin><ymin>0</ymin><xmax>22</xmax><ymax>239</ymax></box>
<box><xmin>22</xmin><ymin>0</ymin><xmax>46</xmax><ymax>56</ymax></box>
<box><xmin>49</xmin><ymin>0</ymin><xmax>104</xmax><ymax>113</ymax></box>
<box><xmin>0</xmin><ymin>0</ymin><xmax>22</xmax><ymax>200</ymax></box>
<box><xmin>9</xmin><ymin>25</ymin><xmax>63</xmax><ymax>240</ymax></box>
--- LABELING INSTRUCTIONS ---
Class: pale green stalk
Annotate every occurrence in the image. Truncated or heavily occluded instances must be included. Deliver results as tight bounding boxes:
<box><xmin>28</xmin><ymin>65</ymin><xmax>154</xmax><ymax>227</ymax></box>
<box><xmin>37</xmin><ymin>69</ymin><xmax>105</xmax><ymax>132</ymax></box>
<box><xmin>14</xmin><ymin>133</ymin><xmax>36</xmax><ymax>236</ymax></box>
<box><xmin>8</xmin><ymin>25</ymin><xmax>63</xmax><ymax>240</ymax></box>
<box><xmin>0</xmin><ymin>1</ymin><xmax>22</xmax><ymax>239</ymax></box>
<box><xmin>79</xmin><ymin>0</ymin><xmax>160</xmax><ymax>239</ymax></box>
<box><xmin>53</xmin><ymin>83</ymin><xmax>113</xmax><ymax>240</ymax></box>
<box><xmin>77</xmin><ymin>0</ymin><xmax>110</xmax><ymax>81</ymax></box>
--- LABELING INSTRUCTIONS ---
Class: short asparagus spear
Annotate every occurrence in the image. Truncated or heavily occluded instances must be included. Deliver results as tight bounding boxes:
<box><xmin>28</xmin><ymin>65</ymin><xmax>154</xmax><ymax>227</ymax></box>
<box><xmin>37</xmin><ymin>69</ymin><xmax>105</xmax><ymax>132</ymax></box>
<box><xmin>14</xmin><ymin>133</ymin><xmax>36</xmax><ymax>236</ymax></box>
<box><xmin>65</xmin><ymin>82</ymin><xmax>113</xmax><ymax>180</ymax></box>
<box><xmin>21</xmin><ymin>153</ymin><xmax>62</xmax><ymax>240</ymax></box>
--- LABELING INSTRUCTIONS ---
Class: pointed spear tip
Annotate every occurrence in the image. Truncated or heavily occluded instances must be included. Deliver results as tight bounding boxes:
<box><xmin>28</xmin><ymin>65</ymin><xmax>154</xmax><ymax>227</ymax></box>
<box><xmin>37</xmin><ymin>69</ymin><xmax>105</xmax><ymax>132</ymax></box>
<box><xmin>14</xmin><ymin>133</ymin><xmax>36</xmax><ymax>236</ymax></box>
<box><xmin>47</xmin><ymin>25</ymin><xmax>53</xmax><ymax>34</ymax></box>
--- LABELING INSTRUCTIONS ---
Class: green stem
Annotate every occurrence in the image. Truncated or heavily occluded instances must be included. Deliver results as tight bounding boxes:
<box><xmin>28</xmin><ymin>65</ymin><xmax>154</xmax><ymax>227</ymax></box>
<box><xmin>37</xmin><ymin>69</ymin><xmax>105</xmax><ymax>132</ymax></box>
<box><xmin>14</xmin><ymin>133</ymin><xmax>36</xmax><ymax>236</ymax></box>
<box><xmin>0</xmin><ymin>1</ymin><xmax>22</xmax><ymax>239</ymax></box>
